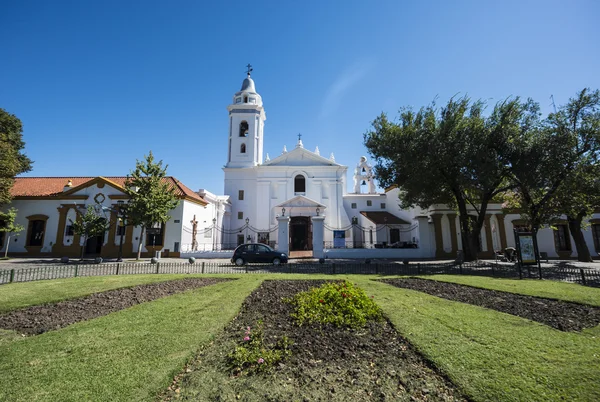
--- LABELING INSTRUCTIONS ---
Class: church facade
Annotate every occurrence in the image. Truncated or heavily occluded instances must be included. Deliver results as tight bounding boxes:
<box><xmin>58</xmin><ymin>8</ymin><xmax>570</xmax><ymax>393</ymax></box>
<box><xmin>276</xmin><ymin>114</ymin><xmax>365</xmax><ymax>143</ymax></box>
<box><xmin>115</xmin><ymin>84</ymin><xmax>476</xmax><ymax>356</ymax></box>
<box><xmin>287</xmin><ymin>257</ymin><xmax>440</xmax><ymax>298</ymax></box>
<box><xmin>2</xmin><ymin>71</ymin><xmax>599</xmax><ymax>261</ymax></box>
<box><xmin>219</xmin><ymin>71</ymin><xmax>600</xmax><ymax>260</ymax></box>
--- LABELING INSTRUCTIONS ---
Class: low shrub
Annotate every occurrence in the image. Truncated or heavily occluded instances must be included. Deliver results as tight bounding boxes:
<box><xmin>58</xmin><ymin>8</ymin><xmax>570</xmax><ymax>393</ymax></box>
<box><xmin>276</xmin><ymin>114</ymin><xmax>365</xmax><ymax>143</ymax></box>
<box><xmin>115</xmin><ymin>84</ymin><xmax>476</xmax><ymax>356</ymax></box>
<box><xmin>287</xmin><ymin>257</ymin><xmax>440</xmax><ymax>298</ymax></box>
<box><xmin>227</xmin><ymin>321</ymin><xmax>292</xmax><ymax>375</ymax></box>
<box><xmin>286</xmin><ymin>281</ymin><xmax>383</xmax><ymax>328</ymax></box>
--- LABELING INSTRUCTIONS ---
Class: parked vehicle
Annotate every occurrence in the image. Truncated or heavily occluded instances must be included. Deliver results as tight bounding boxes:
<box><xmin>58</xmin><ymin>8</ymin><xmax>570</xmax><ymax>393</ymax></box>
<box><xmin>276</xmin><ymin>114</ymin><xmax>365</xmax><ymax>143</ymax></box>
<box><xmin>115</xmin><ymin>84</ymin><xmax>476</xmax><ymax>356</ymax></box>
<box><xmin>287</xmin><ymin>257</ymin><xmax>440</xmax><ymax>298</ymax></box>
<box><xmin>231</xmin><ymin>243</ymin><xmax>288</xmax><ymax>266</ymax></box>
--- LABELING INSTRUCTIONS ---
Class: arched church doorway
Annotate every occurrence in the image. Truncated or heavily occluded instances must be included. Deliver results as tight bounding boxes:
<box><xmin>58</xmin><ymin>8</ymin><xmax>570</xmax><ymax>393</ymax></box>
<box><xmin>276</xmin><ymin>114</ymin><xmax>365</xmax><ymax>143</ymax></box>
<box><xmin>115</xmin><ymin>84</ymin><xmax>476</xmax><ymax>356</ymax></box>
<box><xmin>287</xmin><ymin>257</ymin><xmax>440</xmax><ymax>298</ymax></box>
<box><xmin>290</xmin><ymin>216</ymin><xmax>312</xmax><ymax>251</ymax></box>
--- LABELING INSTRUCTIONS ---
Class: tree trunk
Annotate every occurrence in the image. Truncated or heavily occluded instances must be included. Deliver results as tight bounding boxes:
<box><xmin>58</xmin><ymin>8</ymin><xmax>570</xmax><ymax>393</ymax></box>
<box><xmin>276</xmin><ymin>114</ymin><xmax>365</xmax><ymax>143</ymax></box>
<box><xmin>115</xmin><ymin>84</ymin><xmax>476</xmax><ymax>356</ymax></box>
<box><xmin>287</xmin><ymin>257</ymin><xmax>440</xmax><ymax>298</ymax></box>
<box><xmin>4</xmin><ymin>235</ymin><xmax>10</xmax><ymax>258</ymax></box>
<box><xmin>80</xmin><ymin>235</ymin><xmax>86</xmax><ymax>261</ymax></box>
<box><xmin>136</xmin><ymin>227</ymin><xmax>145</xmax><ymax>260</ymax></box>
<box><xmin>457</xmin><ymin>201</ymin><xmax>477</xmax><ymax>262</ymax></box>
<box><xmin>568</xmin><ymin>214</ymin><xmax>594</xmax><ymax>263</ymax></box>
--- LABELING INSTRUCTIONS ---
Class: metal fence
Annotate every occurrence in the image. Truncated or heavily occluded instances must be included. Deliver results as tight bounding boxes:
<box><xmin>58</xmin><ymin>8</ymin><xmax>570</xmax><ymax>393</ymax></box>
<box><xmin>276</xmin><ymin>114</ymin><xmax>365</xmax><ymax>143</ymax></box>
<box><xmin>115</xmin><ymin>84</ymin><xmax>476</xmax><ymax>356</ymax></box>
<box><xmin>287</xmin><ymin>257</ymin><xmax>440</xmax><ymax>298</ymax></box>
<box><xmin>0</xmin><ymin>260</ymin><xmax>598</xmax><ymax>287</ymax></box>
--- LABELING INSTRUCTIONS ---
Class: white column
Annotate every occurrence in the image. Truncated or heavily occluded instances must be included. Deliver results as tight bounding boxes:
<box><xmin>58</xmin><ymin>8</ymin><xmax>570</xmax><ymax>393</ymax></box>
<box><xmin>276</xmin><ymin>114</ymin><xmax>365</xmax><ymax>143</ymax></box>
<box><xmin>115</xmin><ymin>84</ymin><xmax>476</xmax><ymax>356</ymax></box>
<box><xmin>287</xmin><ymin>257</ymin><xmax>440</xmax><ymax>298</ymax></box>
<box><xmin>276</xmin><ymin>216</ymin><xmax>290</xmax><ymax>254</ymax></box>
<box><xmin>416</xmin><ymin>216</ymin><xmax>434</xmax><ymax>258</ymax></box>
<box><xmin>311</xmin><ymin>216</ymin><xmax>325</xmax><ymax>258</ymax></box>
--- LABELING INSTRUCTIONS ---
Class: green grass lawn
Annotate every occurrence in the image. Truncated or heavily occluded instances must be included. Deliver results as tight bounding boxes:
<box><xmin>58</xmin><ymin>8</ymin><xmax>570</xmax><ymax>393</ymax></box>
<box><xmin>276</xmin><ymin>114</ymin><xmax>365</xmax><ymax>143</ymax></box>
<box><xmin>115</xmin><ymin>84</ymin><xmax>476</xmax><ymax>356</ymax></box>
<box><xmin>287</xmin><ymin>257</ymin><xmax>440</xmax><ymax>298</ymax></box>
<box><xmin>415</xmin><ymin>274</ymin><xmax>600</xmax><ymax>306</ymax></box>
<box><xmin>356</xmin><ymin>277</ymin><xmax>600</xmax><ymax>401</ymax></box>
<box><xmin>0</xmin><ymin>273</ymin><xmax>236</xmax><ymax>313</ymax></box>
<box><xmin>1</xmin><ymin>273</ymin><xmax>599</xmax><ymax>401</ymax></box>
<box><xmin>0</xmin><ymin>277</ymin><xmax>262</xmax><ymax>402</ymax></box>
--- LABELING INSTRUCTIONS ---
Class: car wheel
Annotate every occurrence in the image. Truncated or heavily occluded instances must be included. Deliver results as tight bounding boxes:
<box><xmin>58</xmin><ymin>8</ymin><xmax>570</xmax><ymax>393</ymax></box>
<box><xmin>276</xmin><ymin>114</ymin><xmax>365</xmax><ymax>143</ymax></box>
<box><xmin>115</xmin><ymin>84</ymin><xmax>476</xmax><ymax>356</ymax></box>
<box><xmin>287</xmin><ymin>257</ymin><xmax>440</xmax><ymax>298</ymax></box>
<box><xmin>272</xmin><ymin>257</ymin><xmax>281</xmax><ymax>265</ymax></box>
<box><xmin>235</xmin><ymin>257</ymin><xmax>245</xmax><ymax>266</ymax></box>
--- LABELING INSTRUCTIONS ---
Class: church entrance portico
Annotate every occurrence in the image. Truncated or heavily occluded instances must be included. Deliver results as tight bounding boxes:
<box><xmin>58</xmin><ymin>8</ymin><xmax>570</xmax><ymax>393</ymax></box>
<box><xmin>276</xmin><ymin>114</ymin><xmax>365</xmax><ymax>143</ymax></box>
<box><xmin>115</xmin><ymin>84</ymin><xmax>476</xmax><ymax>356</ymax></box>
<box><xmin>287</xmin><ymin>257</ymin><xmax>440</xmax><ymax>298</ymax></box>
<box><xmin>274</xmin><ymin>195</ymin><xmax>326</xmax><ymax>257</ymax></box>
<box><xmin>290</xmin><ymin>216</ymin><xmax>312</xmax><ymax>251</ymax></box>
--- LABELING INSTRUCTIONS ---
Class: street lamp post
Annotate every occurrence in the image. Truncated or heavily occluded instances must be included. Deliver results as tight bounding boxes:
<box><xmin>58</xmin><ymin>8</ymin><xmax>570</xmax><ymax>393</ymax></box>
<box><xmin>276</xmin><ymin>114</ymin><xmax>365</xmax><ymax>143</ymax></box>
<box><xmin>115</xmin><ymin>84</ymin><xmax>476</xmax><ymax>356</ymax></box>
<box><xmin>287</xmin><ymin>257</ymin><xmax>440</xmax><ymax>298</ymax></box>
<box><xmin>212</xmin><ymin>217</ymin><xmax>217</xmax><ymax>251</ymax></box>
<box><xmin>117</xmin><ymin>216</ymin><xmax>125</xmax><ymax>262</ymax></box>
<box><xmin>245</xmin><ymin>217</ymin><xmax>249</xmax><ymax>243</ymax></box>
<box><xmin>384</xmin><ymin>216</ymin><xmax>388</xmax><ymax>247</ymax></box>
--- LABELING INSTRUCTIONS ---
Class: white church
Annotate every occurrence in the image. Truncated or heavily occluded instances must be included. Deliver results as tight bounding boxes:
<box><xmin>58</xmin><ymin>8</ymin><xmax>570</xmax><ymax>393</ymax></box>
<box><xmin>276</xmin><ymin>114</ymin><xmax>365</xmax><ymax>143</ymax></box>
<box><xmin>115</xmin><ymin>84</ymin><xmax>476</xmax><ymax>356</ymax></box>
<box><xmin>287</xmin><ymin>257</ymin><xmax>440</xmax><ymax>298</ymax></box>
<box><xmin>2</xmin><ymin>70</ymin><xmax>600</xmax><ymax>261</ymax></box>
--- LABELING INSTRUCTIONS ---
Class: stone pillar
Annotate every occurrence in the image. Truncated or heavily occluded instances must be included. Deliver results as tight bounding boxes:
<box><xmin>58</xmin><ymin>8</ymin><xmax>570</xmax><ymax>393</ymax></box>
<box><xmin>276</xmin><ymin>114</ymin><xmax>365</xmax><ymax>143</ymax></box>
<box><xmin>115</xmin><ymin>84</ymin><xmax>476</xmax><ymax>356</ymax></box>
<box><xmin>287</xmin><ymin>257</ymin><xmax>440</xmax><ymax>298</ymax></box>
<box><xmin>124</xmin><ymin>225</ymin><xmax>134</xmax><ymax>257</ymax></box>
<box><xmin>483</xmin><ymin>214</ymin><xmax>494</xmax><ymax>258</ymax></box>
<box><xmin>431</xmin><ymin>214</ymin><xmax>445</xmax><ymax>259</ymax></box>
<box><xmin>276</xmin><ymin>216</ymin><xmax>290</xmax><ymax>255</ymax></box>
<box><xmin>447</xmin><ymin>213</ymin><xmax>458</xmax><ymax>255</ymax></box>
<box><xmin>52</xmin><ymin>205</ymin><xmax>69</xmax><ymax>255</ymax></box>
<box><xmin>52</xmin><ymin>204</ymin><xmax>82</xmax><ymax>257</ymax></box>
<box><xmin>416</xmin><ymin>216</ymin><xmax>434</xmax><ymax>258</ymax></box>
<box><xmin>311</xmin><ymin>216</ymin><xmax>325</xmax><ymax>258</ymax></box>
<box><xmin>102</xmin><ymin>207</ymin><xmax>119</xmax><ymax>258</ymax></box>
<box><xmin>496</xmin><ymin>213</ymin><xmax>507</xmax><ymax>250</ymax></box>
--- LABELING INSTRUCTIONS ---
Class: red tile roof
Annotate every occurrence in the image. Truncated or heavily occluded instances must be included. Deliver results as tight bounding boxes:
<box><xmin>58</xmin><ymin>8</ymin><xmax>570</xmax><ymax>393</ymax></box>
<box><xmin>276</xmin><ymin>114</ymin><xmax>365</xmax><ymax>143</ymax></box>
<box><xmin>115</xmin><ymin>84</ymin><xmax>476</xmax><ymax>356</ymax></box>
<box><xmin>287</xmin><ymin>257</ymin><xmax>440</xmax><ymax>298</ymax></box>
<box><xmin>360</xmin><ymin>211</ymin><xmax>410</xmax><ymax>225</ymax></box>
<box><xmin>11</xmin><ymin>177</ymin><xmax>207</xmax><ymax>205</ymax></box>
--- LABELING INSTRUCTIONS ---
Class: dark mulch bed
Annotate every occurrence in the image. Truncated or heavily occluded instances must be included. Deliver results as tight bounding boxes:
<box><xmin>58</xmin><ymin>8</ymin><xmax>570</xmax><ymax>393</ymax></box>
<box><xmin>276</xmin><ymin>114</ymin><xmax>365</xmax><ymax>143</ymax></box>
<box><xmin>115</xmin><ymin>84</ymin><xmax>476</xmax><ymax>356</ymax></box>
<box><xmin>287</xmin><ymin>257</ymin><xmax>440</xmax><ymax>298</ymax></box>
<box><xmin>168</xmin><ymin>280</ymin><xmax>466</xmax><ymax>401</ymax></box>
<box><xmin>380</xmin><ymin>278</ymin><xmax>600</xmax><ymax>332</ymax></box>
<box><xmin>0</xmin><ymin>278</ymin><xmax>229</xmax><ymax>335</ymax></box>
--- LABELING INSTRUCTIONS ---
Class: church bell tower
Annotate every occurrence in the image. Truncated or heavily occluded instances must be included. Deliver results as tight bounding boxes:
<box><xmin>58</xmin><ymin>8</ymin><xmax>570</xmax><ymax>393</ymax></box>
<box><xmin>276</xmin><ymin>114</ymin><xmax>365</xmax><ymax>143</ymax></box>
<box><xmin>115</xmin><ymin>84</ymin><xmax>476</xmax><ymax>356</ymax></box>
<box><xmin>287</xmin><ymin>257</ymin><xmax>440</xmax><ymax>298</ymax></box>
<box><xmin>226</xmin><ymin>65</ymin><xmax>266</xmax><ymax>168</ymax></box>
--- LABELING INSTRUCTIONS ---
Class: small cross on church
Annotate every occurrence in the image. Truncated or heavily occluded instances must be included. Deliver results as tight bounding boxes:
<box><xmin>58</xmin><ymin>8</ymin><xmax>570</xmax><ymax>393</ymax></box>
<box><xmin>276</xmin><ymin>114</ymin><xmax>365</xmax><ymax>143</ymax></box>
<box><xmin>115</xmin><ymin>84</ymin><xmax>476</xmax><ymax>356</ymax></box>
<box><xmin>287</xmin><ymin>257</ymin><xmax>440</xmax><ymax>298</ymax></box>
<box><xmin>246</xmin><ymin>64</ymin><xmax>253</xmax><ymax>75</ymax></box>
<box><xmin>297</xmin><ymin>133</ymin><xmax>302</xmax><ymax>141</ymax></box>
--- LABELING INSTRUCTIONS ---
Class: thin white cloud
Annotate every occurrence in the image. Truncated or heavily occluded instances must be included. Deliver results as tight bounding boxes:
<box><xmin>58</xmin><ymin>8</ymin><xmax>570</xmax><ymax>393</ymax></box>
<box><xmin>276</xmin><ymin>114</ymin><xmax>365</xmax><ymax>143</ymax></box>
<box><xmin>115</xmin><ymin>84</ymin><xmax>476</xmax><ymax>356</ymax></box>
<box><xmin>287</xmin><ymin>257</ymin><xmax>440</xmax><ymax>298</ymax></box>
<box><xmin>320</xmin><ymin>61</ymin><xmax>374</xmax><ymax>119</ymax></box>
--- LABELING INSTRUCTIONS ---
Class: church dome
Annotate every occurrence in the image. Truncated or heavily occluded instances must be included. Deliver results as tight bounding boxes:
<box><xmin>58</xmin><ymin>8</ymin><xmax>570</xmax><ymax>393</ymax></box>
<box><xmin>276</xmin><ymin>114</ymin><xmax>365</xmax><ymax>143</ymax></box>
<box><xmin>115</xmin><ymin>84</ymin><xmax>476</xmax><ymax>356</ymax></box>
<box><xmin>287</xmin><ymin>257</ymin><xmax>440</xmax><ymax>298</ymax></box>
<box><xmin>240</xmin><ymin>76</ymin><xmax>256</xmax><ymax>92</ymax></box>
<box><xmin>232</xmin><ymin>71</ymin><xmax>263</xmax><ymax>106</ymax></box>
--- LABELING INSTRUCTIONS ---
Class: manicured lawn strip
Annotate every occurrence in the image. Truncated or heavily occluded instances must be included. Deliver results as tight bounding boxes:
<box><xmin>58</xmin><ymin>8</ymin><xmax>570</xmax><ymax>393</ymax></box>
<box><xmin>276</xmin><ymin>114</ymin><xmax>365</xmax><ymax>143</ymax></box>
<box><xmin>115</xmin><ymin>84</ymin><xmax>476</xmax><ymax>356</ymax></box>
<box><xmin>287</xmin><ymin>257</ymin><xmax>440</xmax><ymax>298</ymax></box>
<box><xmin>0</xmin><ymin>274</ymin><xmax>240</xmax><ymax>313</ymax></box>
<box><xmin>415</xmin><ymin>274</ymin><xmax>600</xmax><ymax>306</ymax></box>
<box><xmin>357</xmin><ymin>278</ymin><xmax>600</xmax><ymax>402</ymax></box>
<box><xmin>0</xmin><ymin>278</ymin><xmax>262</xmax><ymax>402</ymax></box>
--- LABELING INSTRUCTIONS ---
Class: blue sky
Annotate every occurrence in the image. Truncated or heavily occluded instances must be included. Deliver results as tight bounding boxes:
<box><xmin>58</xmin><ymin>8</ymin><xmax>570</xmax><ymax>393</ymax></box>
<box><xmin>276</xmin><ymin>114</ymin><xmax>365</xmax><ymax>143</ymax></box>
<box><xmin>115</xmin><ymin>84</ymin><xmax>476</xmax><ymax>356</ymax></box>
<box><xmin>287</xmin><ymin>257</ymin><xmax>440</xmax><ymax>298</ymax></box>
<box><xmin>2</xmin><ymin>0</ymin><xmax>599</xmax><ymax>194</ymax></box>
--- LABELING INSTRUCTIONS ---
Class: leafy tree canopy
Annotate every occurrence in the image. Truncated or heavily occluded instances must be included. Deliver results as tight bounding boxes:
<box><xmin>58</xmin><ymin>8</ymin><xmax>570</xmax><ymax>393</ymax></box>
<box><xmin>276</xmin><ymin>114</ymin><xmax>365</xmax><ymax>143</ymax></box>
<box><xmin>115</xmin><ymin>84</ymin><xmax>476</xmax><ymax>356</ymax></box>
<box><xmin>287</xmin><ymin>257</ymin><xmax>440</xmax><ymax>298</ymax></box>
<box><xmin>364</xmin><ymin>96</ymin><xmax>536</xmax><ymax>261</ymax></box>
<box><xmin>508</xmin><ymin>88</ymin><xmax>600</xmax><ymax>231</ymax></box>
<box><xmin>122</xmin><ymin>151</ymin><xmax>180</xmax><ymax>259</ymax></box>
<box><xmin>0</xmin><ymin>108</ymin><xmax>33</xmax><ymax>206</ymax></box>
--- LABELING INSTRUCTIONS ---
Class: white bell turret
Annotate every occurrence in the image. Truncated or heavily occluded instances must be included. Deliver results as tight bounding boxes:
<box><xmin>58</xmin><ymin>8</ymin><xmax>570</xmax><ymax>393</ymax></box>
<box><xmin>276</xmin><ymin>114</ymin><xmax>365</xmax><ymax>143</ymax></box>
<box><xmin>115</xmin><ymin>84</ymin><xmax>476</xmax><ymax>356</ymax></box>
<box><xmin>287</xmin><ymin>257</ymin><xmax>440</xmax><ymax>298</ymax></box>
<box><xmin>226</xmin><ymin>65</ymin><xmax>266</xmax><ymax>168</ymax></box>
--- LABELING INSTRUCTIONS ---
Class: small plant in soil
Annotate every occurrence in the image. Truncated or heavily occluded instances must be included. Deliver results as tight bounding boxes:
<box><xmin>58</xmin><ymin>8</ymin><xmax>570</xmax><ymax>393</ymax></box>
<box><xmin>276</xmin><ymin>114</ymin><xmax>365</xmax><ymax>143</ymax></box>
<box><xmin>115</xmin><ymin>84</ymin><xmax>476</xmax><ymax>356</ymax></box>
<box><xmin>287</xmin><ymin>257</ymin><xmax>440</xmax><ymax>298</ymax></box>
<box><xmin>286</xmin><ymin>280</ymin><xmax>383</xmax><ymax>328</ymax></box>
<box><xmin>227</xmin><ymin>320</ymin><xmax>292</xmax><ymax>375</ymax></box>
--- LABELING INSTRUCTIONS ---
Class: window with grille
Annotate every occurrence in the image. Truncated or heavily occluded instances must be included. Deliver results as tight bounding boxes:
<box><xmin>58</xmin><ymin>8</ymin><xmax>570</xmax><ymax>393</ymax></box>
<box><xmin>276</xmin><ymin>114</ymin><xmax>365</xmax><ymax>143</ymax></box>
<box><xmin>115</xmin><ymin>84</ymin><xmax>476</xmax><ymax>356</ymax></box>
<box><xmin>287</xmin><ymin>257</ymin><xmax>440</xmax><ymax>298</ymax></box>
<box><xmin>28</xmin><ymin>220</ymin><xmax>45</xmax><ymax>246</ymax></box>
<box><xmin>592</xmin><ymin>224</ymin><xmax>600</xmax><ymax>251</ymax></box>
<box><xmin>238</xmin><ymin>211</ymin><xmax>243</xmax><ymax>220</ymax></box>
<box><xmin>146</xmin><ymin>223</ymin><xmax>164</xmax><ymax>246</ymax></box>
<box><xmin>239</xmin><ymin>190</ymin><xmax>244</xmax><ymax>200</ymax></box>
<box><xmin>553</xmin><ymin>224</ymin><xmax>571</xmax><ymax>251</ymax></box>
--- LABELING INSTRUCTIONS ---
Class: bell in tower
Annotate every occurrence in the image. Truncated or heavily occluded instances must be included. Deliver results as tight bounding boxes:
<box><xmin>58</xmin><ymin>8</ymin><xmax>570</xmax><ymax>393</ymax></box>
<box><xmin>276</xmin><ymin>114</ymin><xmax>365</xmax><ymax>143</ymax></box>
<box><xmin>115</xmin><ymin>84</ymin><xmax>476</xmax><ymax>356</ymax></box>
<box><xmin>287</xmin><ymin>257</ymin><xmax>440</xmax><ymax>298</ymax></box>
<box><xmin>353</xmin><ymin>156</ymin><xmax>377</xmax><ymax>194</ymax></box>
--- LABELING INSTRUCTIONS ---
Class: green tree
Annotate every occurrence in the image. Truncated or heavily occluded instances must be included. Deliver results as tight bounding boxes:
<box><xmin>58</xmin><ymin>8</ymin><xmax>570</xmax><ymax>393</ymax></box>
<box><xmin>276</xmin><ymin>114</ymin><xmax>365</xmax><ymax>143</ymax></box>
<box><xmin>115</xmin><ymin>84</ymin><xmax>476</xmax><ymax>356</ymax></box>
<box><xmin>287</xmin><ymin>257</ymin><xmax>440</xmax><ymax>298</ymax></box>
<box><xmin>364</xmin><ymin>96</ymin><xmax>536</xmax><ymax>262</ymax></box>
<box><xmin>122</xmin><ymin>152</ymin><xmax>180</xmax><ymax>260</ymax></box>
<box><xmin>553</xmin><ymin>164</ymin><xmax>600</xmax><ymax>262</ymax></box>
<box><xmin>0</xmin><ymin>208</ymin><xmax>24</xmax><ymax>258</ymax></box>
<box><xmin>0</xmin><ymin>108</ymin><xmax>33</xmax><ymax>206</ymax></box>
<box><xmin>71</xmin><ymin>205</ymin><xmax>111</xmax><ymax>260</ymax></box>
<box><xmin>508</xmin><ymin>89</ymin><xmax>600</xmax><ymax>261</ymax></box>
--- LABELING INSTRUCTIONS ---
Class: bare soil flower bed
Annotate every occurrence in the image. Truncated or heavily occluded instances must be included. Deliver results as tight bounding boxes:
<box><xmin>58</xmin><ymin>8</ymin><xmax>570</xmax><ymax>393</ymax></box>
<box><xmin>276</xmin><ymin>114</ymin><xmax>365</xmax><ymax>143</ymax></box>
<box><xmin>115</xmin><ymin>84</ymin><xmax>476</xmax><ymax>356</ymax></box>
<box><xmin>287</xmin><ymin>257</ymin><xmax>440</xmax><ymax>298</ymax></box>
<box><xmin>380</xmin><ymin>278</ymin><xmax>600</xmax><ymax>332</ymax></box>
<box><xmin>0</xmin><ymin>278</ymin><xmax>229</xmax><ymax>335</ymax></box>
<box><xmin>164</xmin><ymin>280</ymin><xmax>466</xmax><ymax>401</ymax></box>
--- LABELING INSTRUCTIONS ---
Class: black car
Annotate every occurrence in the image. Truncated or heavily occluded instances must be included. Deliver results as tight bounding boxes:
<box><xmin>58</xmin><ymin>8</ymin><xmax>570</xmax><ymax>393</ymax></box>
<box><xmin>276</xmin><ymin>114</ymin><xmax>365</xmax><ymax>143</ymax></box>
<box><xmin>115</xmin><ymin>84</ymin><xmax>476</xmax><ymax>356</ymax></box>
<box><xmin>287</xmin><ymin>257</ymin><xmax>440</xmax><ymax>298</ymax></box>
<box><xmin>231</xmin><ymin>243</ymin><xmax>288</xmax><ymax>266</ymax></box>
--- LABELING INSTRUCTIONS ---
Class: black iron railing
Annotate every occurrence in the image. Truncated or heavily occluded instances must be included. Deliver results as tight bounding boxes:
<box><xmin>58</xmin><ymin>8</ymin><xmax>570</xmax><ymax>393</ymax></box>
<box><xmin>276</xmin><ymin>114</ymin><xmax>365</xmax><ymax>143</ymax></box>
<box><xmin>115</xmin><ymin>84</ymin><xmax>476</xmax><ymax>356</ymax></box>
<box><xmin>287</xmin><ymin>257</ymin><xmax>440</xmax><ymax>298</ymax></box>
<box><xmin>1</xmin><ymin>260</ymin><xmax>598</xmax><ymax>287</ymax></box>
